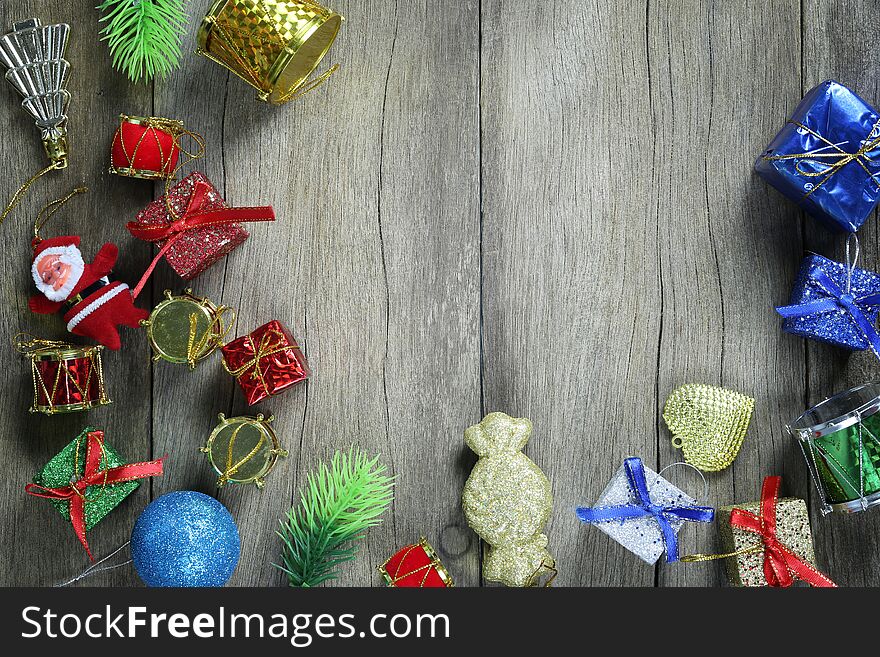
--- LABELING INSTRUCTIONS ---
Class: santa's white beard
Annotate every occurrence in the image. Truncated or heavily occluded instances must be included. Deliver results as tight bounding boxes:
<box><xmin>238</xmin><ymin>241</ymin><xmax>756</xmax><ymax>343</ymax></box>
<box><xmin>32</xmin><ymin>246</ymin><xmax>85</xmax><ymax>302</ymax></box>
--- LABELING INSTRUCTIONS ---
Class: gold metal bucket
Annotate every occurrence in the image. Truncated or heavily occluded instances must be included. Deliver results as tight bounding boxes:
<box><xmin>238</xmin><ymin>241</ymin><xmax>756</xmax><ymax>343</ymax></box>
<box><xmin>197</xmin><ymin>0</ymin><xmax>342</xmax><ymax>105</ymax></box>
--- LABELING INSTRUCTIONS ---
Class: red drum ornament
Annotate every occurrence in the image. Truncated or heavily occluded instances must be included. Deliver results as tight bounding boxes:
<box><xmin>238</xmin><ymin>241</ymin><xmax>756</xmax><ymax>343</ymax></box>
<box><xmin>378</xmin><ymin>537</ymin><xmax>453</xmax><ymax>588</ymax></box>
<box><xmin>15</xmin><ymin>336</ymin><xmax>110</xmax><ymax>415</ymax></box>
<box><xmin>110</xmin><ymin>114</ymin><xmax>184</xmax><ymax>180</ymax></box>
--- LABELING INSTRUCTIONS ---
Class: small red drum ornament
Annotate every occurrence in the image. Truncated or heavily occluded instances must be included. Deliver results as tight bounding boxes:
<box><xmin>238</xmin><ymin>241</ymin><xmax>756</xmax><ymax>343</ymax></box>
<box><xmin>16</xmin><ymin>337</ymin><xmax>110</xmax><ymax>415</ymax></box>
<box><xmin>378</xmin><ymin>537</ymin><xmax>453</xmax><ymax>587</ymax></box>
<box><xmin>110</xmin><ymin>114</ymin><xmax>184</xmax><ymax>180</ymax></box>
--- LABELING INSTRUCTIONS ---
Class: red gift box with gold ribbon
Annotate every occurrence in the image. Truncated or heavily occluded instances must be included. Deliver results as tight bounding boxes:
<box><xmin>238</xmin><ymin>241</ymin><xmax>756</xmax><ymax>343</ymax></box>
<box><xmin>378</xmin><ymin>538</ymin><xmax>454</xmax><ymax>587</ymax></box>
<box><xmin>221</xmin><ymin>320</ymin><xmax>309</xmax><ymax>405</ymax></box>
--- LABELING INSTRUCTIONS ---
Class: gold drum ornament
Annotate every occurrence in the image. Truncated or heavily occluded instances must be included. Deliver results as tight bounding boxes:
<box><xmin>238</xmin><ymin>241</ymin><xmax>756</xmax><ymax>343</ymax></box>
<box><xmin>142</xmin><ymin>289</ymin><xmax>235</xmax><ymax>367</ymax></box>
<box><xmin>201</xmin><ymin>413</ymin><xmax>288</xmax><ymax>488</ymax></box>
<box><xmin>197</xmin><ymin>0</ymin><xmax>343</xmax><ymax>105</ymax></box>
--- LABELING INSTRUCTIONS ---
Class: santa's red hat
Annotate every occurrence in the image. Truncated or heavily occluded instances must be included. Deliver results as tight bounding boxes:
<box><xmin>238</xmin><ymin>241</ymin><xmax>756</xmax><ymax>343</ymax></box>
<box><xmin>31</xmin><ymin>235</ymin><xmax>84</xmax><ymax>303</ymax></box>
<box><xmin>32</xmin><ymin>235</ymin><xmax>81</xmax><ymax>258</ymax></box>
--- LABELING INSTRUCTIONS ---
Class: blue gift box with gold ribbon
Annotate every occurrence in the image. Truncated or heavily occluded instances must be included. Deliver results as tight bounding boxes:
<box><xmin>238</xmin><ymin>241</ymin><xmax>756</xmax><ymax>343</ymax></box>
<box><xmin>777</xmin><ymin>253</ymin><xmax>880</xmax><ymax>357</ymax></box>
<box><xmin>755</xmin><ymin>80</ymin><xmax>880</xmax><ymax>232</ymax></box>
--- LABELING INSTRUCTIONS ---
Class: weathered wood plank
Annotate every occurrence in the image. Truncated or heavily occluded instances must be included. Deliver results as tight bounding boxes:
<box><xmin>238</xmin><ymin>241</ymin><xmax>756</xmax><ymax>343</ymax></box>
<box><xmin>9</xmin><ymin>0</ymin><xmax>880</xmax><ymax>590</ymax></box>
<box><xmin>153</xmin><ymin>0</ymin><xmax>482</xmax><ymax>587</ymax></box>
<box><xmin>0</xmin><ymin>0</ymin><xmax>152</xmax><ymax>585</ymax></box>
<box><xmin>651</xmin><ymin>0</ymin><xmax>805</xmax><ymax>586</ymax></box>
<box><xmin>481</xmin><ymin>0</ymin><xmax>659</xmax><ymax>586</ymax></box>
<box><xmin>802</xmin><ymin>0</ymin><xmax>880</xmax><ymax>587</ymax></box>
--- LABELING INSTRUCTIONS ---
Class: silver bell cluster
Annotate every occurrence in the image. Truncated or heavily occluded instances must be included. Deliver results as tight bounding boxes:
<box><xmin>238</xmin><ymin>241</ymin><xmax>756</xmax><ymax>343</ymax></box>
<box><xmin>0</xmin><ymin>18</ymin><xmax>70</xmax><ymax>167</ymax></box>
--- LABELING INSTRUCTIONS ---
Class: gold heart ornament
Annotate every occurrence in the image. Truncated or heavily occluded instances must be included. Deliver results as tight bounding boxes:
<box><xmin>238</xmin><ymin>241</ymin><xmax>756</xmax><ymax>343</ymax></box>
<box><xmin>662</xmin><ymin>383</ymin><xmax>755</xmax><ymax>472</ymax></box>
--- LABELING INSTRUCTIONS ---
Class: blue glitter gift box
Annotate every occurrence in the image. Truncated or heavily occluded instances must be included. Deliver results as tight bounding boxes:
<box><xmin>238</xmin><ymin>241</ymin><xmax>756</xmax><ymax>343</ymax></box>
<box><xmin>755</xmin><ymin>80</ymin><xmax>880</xmax><ymax>232</ymax></box>
<box><xmin>776</xmin><ymin>254</ymin><xmax>880</xmax><ymax>356</ymax></box>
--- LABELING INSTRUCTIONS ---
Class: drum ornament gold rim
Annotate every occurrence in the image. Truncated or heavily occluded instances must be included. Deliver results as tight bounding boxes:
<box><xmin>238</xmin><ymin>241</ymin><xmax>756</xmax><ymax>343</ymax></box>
<box><xmin>31</xmin><ymin>344</ymin><xmax>100</xmax><ymax>361</ymax></box>
<box><xmin>110</xmin><ymin>114</ymin><xmax>186</xmax><ymax>180</ymax></box>
<box><xmin>31</xmin><ymin>399</ymin><xmax>109</xmax><ymax>415</ymax></box>
<box><xmin>108</xmin><ymin>165</ymin><xmax>173</xmax><ymax>181</ymax></box>
<box><xmin>28</xmin><ymin>344</ymin><xmax>111</xmax><ymax>414</ymax></box>
<box><xmin>201</xmin><ymin>413</ymin><xmax>288</xmax><ymax>489</ymax></box>
<box><xmin>142</xmin><ymin>289</ymin><xmax>235</xmax><ymax>366</ymax></box>
<box><xmin>118</xmin><ymin>114</ymin><xmax>185</xmax><ymax>132</ymax></box>
<box><xmin>196</xmin><ymin>0</ymin><xmax>343</xmax><ymax>105</ymax></box>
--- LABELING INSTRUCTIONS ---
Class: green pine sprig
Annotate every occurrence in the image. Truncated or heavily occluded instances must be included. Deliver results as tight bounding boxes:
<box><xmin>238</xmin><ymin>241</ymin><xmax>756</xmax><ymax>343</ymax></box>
<box><xmin>96</xmin><ymin>0</ymin><xmax>187</xmax><ymax>83</ymax></box>
<box><xmin>275</xmin><ymin>446</ymin><xmax>394</xmax><ymax>587</ymax></box>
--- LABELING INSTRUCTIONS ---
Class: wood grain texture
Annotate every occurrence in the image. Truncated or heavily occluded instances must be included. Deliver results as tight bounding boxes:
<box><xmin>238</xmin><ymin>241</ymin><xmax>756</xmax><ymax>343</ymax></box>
<box><xmin>802</xmin><ymin>0</ymin><xmax>880</xmax><ymax>587</ymax></box>
<box><xmin>0</xmin><ymin>0</ymin><xmax>152</xmax><ymax>587</ymax></box>
<box><xmin>4</xmin><ymin>0</ymin><xmax>880</xmax><ymax>587</ymax></box>
<box><xmin>481</xmin><ymin>0</ymin><xmax>658</xmax><ymax>586</ymax></box>
<box><xmin>652</xmin><ymin>0</ymin><xmax>807</xmax><ymax>587</ymax></box>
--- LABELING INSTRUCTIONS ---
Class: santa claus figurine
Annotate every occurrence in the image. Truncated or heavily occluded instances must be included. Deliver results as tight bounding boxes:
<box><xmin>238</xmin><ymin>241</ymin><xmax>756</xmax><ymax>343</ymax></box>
<box><xmin>29</xmin><ymin>236</ymin><xmax>149</xmax><ymax>350</ymax></box>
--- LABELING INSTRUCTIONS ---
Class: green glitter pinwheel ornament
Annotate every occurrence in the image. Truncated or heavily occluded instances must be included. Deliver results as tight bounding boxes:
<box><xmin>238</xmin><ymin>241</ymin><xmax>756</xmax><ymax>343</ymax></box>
<box><xmin>96</xmin><ymin>0</ymin><xmax>187</xmax><ymax>83</ymax></box>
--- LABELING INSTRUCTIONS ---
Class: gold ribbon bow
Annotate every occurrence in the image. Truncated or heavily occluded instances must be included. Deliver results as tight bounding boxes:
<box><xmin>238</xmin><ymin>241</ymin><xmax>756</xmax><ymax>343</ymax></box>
<box><xmin>215</xmin><ymin>422</ymin><xmax>265</xmax><ymax>487</ymax></box>
<box><xmin>763</xmin><ymin>121</ymin><xmax>880</xmax><ymax>199</ymax></box>
<box><xmin>185</xmin><ymin>305</ymin><xmax>235</xmax><ymax>368</ymax></box>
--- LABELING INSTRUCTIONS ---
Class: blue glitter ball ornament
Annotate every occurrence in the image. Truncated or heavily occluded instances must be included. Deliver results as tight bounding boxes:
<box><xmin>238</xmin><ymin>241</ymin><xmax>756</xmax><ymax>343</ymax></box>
<box><xmin>131</xmin><ymin>491</ymin><xmax>240</xmax><ymax>587</ymax></box>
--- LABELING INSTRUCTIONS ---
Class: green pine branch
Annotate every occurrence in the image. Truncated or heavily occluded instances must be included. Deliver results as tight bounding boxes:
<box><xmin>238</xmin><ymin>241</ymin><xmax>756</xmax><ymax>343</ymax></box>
<box><xmin>96</xmin><ymin>0</ymin><xmax>187</xmax><ymax>83</ymax></box>
<box><xmin>275</xmin><ymin>446</ymin><xmax>394</xmax><ymax>587</ymax></box>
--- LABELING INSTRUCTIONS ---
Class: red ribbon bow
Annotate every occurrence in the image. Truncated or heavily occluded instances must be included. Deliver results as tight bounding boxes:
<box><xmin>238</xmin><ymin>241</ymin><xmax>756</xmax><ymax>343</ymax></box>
<box><xmin>25</xmin><ymin>431</ymin><xmax>164</xmax><ymax>561</ymax></box>
<box><xmin>729</xmin><ymin>475</ymin><xmax>835</xmax><ymax>587</ymax></box>
<box><xmin>127</xmin><ymin>180</ymin><xmax>275</xmax><ymax>298</ymax></box>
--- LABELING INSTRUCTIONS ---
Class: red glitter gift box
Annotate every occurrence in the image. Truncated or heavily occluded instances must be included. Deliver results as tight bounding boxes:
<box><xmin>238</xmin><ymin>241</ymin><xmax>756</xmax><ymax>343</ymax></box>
<box><xmin>378</xmin><ymin>538</ymin><xmax>454</xmax><ymax>587</ymax></box>
<box><xmin>221</xmin><ymin>320</ymin><xmax>309</xmax><ymax>405</ymax></box>
<box><xmin>129</xmin><ymin>171</ymin><xmax>250</xmax><ymax>280</ymax></box>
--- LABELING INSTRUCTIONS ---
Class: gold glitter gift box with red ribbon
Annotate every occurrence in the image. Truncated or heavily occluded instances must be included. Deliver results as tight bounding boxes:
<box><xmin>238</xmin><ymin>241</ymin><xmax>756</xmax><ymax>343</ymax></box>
<box><xmin>127</xmin><ymin>171</ymin><xmax>275</xmax><ymax>281</ymax></box>
<box><xmin>221</xmin><ymin>320</ymin><xmax>309</xmax><ymax>405</ymax></box>
<box><xmin>714</xmin><ymin>476</ymin><xmax>834</xmax><ymax>587</ymax></box>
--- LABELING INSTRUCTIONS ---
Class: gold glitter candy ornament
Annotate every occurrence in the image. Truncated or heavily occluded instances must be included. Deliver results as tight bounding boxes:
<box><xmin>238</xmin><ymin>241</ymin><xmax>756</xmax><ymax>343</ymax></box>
<box><xmin>462</xmin><ymin>412</ymin><xmax>555</xmax><ymax>587</ymax></box>
<box><xmin>197</xmin><ymin>0</ymin><xmax>343</xmax><ymax>105</ymax></box>
<box><xmin>663</xmin><ymin>383</ymin><xmax>755</xmax><ymax>472</ymax></box>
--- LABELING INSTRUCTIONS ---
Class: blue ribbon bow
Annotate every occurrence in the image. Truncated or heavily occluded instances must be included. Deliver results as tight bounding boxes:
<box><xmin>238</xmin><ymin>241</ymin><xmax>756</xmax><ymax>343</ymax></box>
<box><xmin>576</xmin><ymin>457</ymin><xmax>715</xmax><ymax>562</ymax></box>
<box><xmin>776</xmin><ymin>268</ymin><xmax>880</xmax><ymax>359</ymax></box>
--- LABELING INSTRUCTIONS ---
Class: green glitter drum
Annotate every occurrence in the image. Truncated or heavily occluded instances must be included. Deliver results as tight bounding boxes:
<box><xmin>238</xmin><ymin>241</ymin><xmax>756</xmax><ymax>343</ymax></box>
<box><xmin>201</xmin><ymin>413</ymin><xmax>287</xmax><ymax>489</ymax></box>
<box><xmin>789</xmin><ymin>382</ymin><xmax>880</xmax><ymax>514</ymax></box>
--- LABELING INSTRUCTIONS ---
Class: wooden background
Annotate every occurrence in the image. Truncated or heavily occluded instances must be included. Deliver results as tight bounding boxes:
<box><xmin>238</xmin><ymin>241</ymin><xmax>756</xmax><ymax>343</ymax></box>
<box><xmin>2</xmin><ymin>0</ymin><xmax>879</xmax><ymax>587</ymax></box>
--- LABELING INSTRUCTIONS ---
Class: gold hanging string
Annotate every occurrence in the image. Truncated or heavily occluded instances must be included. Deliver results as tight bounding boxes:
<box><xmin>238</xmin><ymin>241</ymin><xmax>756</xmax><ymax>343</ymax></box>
<box><xmin>185</xmin><ymin>305</ymin><xmax>235</xmax><ymax>368</ymax></box>
<box><xmin>33</xmin><ymin>187</ymin><xmax>88</xmax><ymax>242</ymax></box>
<box><xmin>679</xmin><ymin>543</ymin><xmax>763</xmax><ymax>562</ymax></box>
<box><xmin>216</xmin><ymin>423</ymin><xmax>266</xmax><ymax>487</ymax></box>
<box><xmin>0</xmin><ymin>160</ymin><xmax>66</xmax><ymax>227</ymax></box>
<box><xmin>762</xmin><ymin>120</ymin><xmax>880</xmax><ymax>199</ymax></box>
<box><xmin>274</xmin><ymin>63</ymin><xmax>340</xmax><ymax>103</ymax></box>
<box><xmin>162</xmin><ymin>127</ymin><xmax>207</xmax><ymax>222</ymax></box>
<box><xmin>525</xmin><ymin>559</ymin><xmax>558</xmax><ymax>587</ymax></box>
<box><xmin>13</xmin><ymin>333</ymin><xmax>72</xmax><ymax>354</ymax></box>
